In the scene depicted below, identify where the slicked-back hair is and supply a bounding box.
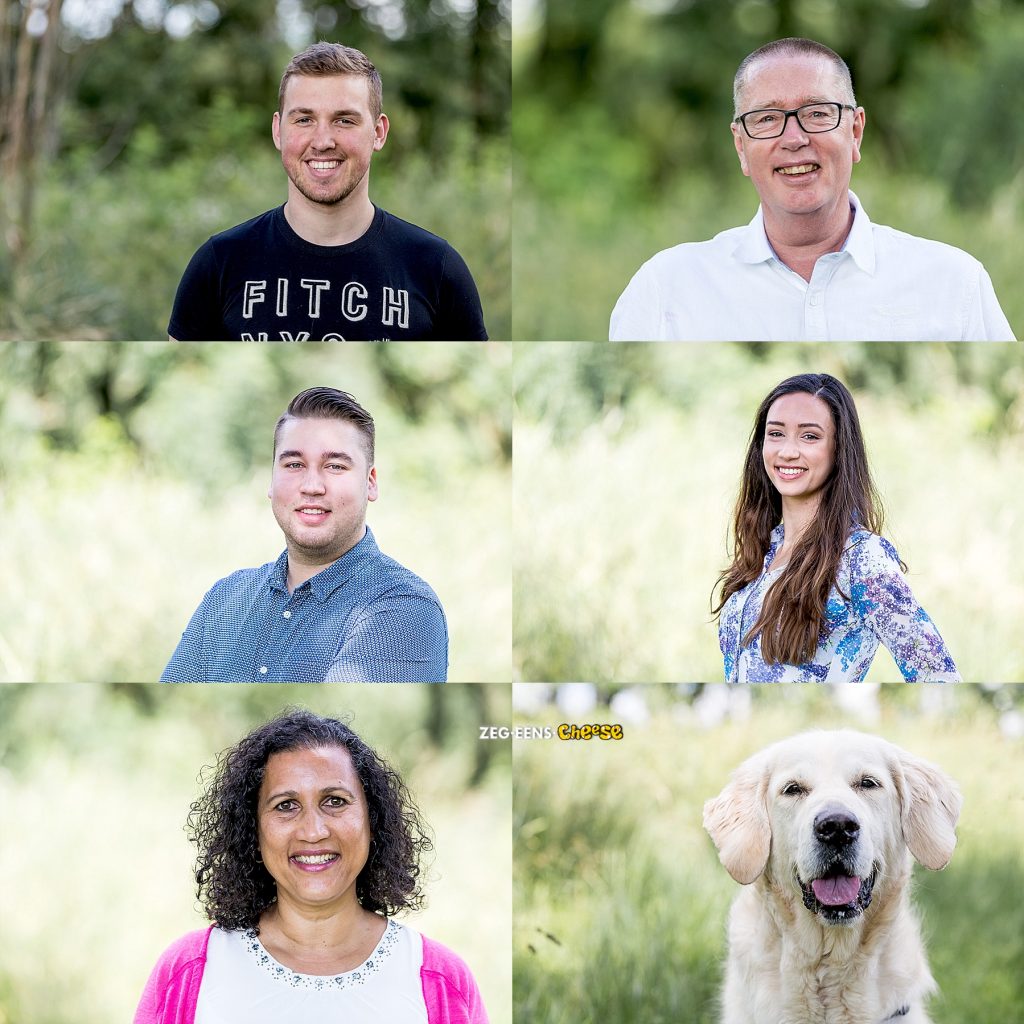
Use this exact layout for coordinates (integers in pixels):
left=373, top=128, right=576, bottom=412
left=278, top=41, right=383, bottom=121
left=188, top=708, right=432, bottom=931
left=713, top=373, right=896, bottom=667
left=273, top=386, right=375, bottom=466
left=733, top=37, right=856, bottom=116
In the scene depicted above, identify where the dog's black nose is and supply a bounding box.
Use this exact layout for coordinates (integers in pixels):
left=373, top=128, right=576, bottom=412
left=814, top=809, right=860, bottom=847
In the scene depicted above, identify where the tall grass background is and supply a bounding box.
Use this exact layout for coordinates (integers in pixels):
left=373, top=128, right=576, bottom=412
left=0, top=683, right=512, bottom=1024
left=513, top=683, right=1024, bottom=1024
left=513, top=342, right=1024, bottom=682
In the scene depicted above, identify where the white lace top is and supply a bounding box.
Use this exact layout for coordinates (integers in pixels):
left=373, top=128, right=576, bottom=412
left=194, top=918, right=428, bottom=1023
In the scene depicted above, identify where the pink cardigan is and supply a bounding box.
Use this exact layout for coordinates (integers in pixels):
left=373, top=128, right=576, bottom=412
left=134, top=926, right=488, bottom=1024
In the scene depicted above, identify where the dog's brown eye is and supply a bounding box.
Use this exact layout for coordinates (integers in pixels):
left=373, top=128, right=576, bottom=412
left=859, top=776, right=881, bottom=789
left=782, top=782, right=804, bottom=796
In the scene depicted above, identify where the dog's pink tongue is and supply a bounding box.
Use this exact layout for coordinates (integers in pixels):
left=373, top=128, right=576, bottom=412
left=811, top=876, right=861, bottom=905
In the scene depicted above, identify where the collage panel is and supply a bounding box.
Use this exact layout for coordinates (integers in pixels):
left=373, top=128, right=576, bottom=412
left=0, top=341, right=511, bottom=683
left=512, top=2, right=1021, bottom=341
left=1, top=0, right=510, bottom=342
left=0, top=682, right=511, bottom=1023
left=513, top=341, right=1024, bottom=683
left=512, top=681, right=1024, bottom=1024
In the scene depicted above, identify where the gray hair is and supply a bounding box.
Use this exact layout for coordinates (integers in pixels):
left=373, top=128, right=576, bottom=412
left=733, top=38, right=855, bottom=116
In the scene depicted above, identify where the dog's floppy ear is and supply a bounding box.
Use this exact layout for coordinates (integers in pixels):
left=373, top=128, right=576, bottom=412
left=703, top=752, right=771, bottom=884
left=892, top=747, right=962, bottom=870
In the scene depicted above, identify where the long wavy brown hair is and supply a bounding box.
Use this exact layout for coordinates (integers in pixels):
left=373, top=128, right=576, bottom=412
left=713, top=373, right=892, bottom=665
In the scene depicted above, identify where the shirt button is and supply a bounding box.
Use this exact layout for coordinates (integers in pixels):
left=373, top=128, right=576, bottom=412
left=283, top=610, right=292, bottom=619
left=809, top=294, right=820, bottom=306
left=259, top=666, right=268, bottom=675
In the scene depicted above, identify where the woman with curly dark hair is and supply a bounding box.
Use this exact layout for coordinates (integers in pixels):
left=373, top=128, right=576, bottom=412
left=714, top=372, right=959, bottom=682
left=134, top=709, right=487, bottom=1024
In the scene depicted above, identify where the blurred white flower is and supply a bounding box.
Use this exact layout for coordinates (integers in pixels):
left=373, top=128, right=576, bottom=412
left=609, top=687, right=650, bottom=726
left=999, top=709, right=1024, bottom=740
left=512, top=683, right=554, bottom=714
left=556, top=682, right=598, bottom=716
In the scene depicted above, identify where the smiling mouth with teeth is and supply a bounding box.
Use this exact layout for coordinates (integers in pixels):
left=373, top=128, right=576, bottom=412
left=777, top=163, right=820, bottom=175
left=292, top=853, right=339, bottom=865
left=776, top=467, right=807, bottom=477
left=308, top=160, right=340, bottom=170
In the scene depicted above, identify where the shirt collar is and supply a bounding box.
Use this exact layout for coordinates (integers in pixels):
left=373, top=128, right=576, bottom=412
left=732, top=190, right=876, bottom=275
left=269, top=526, right=380, bottom=602
left=842, top=191, right=875, bottom=274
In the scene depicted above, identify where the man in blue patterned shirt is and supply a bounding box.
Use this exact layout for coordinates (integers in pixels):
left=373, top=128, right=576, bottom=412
left=161, top=387, right=447, bottom=682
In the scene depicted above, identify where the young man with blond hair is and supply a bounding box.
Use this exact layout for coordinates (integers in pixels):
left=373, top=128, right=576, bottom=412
left=169, top=43, right=486, bottom=341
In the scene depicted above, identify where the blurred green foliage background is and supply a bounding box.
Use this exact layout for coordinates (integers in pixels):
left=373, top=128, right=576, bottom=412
left=0, top=682, right=512, bottom=1024
left=0, top=340, right=512, bottom=681
left=1, top=0, right=510, bottom=339
left=513, top=341, right=1024, bottom=681
left=514, top=683, right=1024, bottom=1023
left=513, top=0, right=1024, bottom=339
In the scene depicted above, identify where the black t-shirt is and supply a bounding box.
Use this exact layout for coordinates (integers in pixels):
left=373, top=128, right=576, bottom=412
left=168, top=205, right=487, bottom=340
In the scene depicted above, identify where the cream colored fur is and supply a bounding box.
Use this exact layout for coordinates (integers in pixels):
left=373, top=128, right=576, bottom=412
left=703, top=730, right=961, bottom=1024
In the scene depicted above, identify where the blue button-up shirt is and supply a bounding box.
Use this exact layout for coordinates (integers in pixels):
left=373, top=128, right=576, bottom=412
left=160, top=527, right=447, bottom=682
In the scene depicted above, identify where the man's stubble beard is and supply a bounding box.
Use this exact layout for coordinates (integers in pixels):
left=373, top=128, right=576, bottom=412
left=288, top=161, right=370, bottom=209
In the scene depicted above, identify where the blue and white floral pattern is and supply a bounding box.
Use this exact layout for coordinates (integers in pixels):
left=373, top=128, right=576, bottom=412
left=719, top=525, right=960, bottom=683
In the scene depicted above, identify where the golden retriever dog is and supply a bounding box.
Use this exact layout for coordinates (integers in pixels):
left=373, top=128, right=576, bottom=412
left=703, top=730, right=961, bottom=1024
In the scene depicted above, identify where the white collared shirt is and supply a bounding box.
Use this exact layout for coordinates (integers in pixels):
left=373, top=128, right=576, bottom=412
left=609, top=191, right=1015, bottom=341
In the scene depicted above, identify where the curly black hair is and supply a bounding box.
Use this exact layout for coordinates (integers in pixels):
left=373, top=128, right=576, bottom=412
left=187, top=708, right=432, bottom=930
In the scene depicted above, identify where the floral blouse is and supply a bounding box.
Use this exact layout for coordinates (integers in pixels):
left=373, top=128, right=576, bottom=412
left=718, top=525, right=960, bottom=683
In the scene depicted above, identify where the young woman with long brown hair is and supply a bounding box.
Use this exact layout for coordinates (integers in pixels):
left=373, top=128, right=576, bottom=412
left=714, top=373, right=959, bottom=682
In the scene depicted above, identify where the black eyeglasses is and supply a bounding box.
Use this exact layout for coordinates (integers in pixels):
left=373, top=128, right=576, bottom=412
left=734, top=102, right=856, bottom=139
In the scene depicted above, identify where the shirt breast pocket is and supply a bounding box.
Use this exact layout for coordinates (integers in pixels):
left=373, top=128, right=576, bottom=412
left=871, top=306, right=948, bottom=341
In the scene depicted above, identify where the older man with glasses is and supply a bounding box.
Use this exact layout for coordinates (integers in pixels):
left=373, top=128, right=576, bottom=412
left=610, top=37, right=1014, bottom=341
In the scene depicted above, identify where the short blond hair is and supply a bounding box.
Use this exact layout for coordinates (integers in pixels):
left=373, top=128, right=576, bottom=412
left=278, top=42, right=382, bottom=120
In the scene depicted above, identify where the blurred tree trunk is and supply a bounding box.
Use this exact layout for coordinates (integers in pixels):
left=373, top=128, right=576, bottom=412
left=775, top=0, right=798, bottom=39
left=533, top=0, right=624, bottom=103
left=426, top=686, right=448, bottom=745
left=0, top=0, right=13, bottom=114
left=1, top=0, right=62, bottom=275
left=465, top=683, right=493, bottom=787
left=2, top=1, right=36, bottom=262
left=469, top=0, right=504, bottom=157
left=426, top=686, right=496, bottom=788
